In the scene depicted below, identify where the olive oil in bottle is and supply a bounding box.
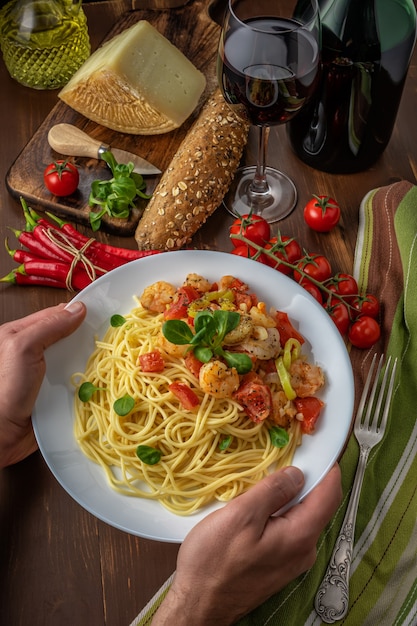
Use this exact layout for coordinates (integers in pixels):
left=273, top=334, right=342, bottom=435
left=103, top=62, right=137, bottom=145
left=0, top=0, right=90, bottom=90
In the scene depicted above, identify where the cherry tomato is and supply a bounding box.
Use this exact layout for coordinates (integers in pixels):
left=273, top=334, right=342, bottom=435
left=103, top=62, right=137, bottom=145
left=351, top=293, right=380, bottom=319
left=323, top=298, right=350, bottom=336
left=233, top=372, right=272, bottom=423
left=230, top=214, right=271, bottom=248
left=164, top=286, right=200, bottom=320
left=275, top=311, right=305, bottom=345
left=169, top=382, right=200, bottom=410
left=231, top=244, right=268, bottom=264
left=43, top=160, right=79, bottom=196
left=295, top=397, right=324, bottom=434
left=264, top=234, right=302, bottom=275
left=327, top=272, right=358, bottom=298
left=348, top=316, right=381, bottom=349
left=294, top=253, right=332, bottom=284
left=303, top=195, right=341, bottom=232
left=299, top=278, right=323, bottom=304
left=138, top=350, right=165, bottom=373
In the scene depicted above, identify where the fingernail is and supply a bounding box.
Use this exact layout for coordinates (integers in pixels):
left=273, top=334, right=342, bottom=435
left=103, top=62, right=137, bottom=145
left=283, top=466, right=304, bottom=488
left=64, top=300, right=84, bottom=314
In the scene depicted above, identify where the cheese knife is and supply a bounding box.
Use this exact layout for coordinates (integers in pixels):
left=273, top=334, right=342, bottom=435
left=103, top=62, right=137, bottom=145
left=47, top=123, right=161, bottom=175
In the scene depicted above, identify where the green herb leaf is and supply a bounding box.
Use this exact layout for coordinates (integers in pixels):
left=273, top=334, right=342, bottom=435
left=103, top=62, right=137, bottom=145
left=269, top=426, right=290, bottom=448
left=219, top=435, right=233, bottom=451
left=113, top=394, right=135, bottom=416
left=110, top=314, right=127, bottom=327
left=162, top=319, right=194, bottom=344
left=88, top=151, right=151, bottom=231
left=136, top=445, right=162, bottom=465
left=194, top=345, right=214, bottom=363
left=162, top=310, right=253, bottom=374
left=78, top=381, right=106, bottom=402
left=223, top=351, right=253, bottom=374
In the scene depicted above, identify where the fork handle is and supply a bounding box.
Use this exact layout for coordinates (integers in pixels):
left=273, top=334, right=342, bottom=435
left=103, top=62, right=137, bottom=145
left=315, top=446, right=370, bottom=623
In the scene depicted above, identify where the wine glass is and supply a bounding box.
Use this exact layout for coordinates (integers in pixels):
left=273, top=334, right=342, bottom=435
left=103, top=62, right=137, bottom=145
left=217, top=0, right=321, bottom=223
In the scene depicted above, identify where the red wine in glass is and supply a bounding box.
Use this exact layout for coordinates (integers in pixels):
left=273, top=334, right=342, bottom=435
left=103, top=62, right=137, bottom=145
left=217, top=2, right=320, bottom=223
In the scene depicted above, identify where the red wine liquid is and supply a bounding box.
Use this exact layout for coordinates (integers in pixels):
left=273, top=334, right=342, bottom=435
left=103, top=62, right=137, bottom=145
left=217, top=17, right=320, bottom=126
left=288, top=16, right=416, bottom=173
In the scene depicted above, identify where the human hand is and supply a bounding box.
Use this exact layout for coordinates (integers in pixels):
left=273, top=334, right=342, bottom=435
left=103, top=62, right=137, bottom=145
left=152, top=464, right=342, bottom=625
left=0, top=301, right=86, bottom=468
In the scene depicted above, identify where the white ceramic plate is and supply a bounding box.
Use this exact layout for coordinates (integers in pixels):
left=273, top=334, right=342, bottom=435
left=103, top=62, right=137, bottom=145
left=33, top=250, right=354, bottom=543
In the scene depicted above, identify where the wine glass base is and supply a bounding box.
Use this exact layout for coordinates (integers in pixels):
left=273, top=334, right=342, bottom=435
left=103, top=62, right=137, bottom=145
left=222, top=165, right=297, bottom=223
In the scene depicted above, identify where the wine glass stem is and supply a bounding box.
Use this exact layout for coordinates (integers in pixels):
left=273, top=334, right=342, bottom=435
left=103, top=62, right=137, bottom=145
left=250, top=126, right=270, bottom=196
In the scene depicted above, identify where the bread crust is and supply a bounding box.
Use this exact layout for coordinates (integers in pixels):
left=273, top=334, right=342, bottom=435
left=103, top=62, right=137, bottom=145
left=135, top=89, right=250, bottom=250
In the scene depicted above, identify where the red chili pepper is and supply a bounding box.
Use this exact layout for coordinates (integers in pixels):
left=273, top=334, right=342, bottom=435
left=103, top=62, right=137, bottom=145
left=10, top=228, right=63, bottom=261
left=31, top=224, right=76, bottom=263
left=45, top=211, right=161, bottom=262
left=0, top=268, right=67, bottom=288
left=22, top=260, right=103, bottom=291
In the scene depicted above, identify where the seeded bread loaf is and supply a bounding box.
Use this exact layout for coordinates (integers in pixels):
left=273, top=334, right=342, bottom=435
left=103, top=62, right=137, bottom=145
left=134, top=89, right=250, bottom=250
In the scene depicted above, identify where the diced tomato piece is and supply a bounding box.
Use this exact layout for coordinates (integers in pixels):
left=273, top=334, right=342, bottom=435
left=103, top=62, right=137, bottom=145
left=184, top=352, right=203, bottom=378
left=164, top=286, right=200, bottom=320
left=294, top=397, right=324, bottom=434
left=275, top=311, right=305, bottom=346
left=234, top=291, right=257, bottom=310
left=169, top=382, right=200, bottom=410
left=138, top=350, right=165, bottom=372
left=233, top=372, right=272, bottom=423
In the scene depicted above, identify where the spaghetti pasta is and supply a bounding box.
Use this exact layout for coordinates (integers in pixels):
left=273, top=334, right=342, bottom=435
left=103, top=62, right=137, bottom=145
left=73, top=274, right=323, bottom=516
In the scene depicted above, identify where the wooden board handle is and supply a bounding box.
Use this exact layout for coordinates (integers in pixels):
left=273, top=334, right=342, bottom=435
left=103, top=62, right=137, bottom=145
left=48, top=123, right=109, bottom=159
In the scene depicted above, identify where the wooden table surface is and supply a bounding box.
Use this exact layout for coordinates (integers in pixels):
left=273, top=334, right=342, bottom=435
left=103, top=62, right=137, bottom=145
left=1, top=1, right=416, bottom=624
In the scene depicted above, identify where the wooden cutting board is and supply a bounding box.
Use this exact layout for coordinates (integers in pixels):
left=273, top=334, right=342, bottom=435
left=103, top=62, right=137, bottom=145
left=6, top=0, right=223, bottom=236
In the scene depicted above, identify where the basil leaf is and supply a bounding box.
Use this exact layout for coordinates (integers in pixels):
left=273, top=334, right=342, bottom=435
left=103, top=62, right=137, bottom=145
left=136, top=445, right=162, bottom=465
left=110, top=314, right=126, bottom=327
left=269, top=426, right=290, bottom=448
left=114, top=394, right=135, bottom=416
left=162, top=320, right=194, bottom=344
left=78, top=381, right=105, bottom=402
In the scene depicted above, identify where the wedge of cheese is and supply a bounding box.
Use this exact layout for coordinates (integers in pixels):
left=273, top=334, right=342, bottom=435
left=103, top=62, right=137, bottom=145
left=58, top=20, right=206, bottom=135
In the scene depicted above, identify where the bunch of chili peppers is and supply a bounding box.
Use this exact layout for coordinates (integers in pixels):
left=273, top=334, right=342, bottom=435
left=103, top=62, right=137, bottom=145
left=1, top=198, right=160, bottom=290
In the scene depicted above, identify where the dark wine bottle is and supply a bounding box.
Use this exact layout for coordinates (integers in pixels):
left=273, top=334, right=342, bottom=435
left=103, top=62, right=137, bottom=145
left=288, top=0, right=417, bottom=173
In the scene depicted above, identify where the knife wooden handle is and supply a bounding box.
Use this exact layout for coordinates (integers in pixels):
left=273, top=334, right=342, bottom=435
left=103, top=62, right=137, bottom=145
left=47, top=123, right=109, bottom=159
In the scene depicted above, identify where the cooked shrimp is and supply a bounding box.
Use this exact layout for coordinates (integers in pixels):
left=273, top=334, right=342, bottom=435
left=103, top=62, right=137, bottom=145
left=236, top=327, right=281, bottom=360
left=249, top=303, right=276, bottom=328
left=199, top=360, right=240, bottom=398
left=183, top=273, right=211, bottom=293
left=223, top=314, right=253, bottom=345
left=157, top=333, right=189, bottom=358
left=270, top=390, right=297, bottom=428
left=290, top=358, right=325, bottom=398
left=139, top=281, right=176, bottom=313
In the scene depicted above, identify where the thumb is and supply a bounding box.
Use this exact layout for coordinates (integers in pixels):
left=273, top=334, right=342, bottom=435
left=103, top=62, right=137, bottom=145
left=18, top=301, right=87, bottom=350
left=231, top=466, right=305, bottom=520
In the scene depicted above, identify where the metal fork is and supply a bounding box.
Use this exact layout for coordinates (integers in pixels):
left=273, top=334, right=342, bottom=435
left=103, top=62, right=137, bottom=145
left=315, top=354, right=398, bottom=623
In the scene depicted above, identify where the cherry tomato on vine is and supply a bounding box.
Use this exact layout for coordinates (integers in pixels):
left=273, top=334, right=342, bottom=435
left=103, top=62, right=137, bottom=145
left=299, top=278, right=323, bottom=304
left=323, top=298, right=350, bottom=336
left=230, top=214, right=271, bottom=248
left=264, top=234, right=302, bottom=275
left=293, top=253, right=332, bottom=284
left=348, top=315, right=381, bottom=348
left=231, top=244, right=268, bottom=264
left=327, top=272, right=358, bottom=298
left=303, top=195, right=341, bottom=232
left=351, top=293, right=380, bottom=319
left=43, top=160, right=79, bottom=196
